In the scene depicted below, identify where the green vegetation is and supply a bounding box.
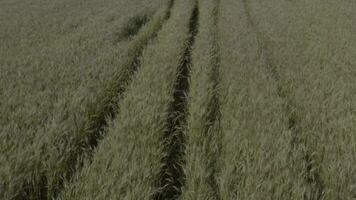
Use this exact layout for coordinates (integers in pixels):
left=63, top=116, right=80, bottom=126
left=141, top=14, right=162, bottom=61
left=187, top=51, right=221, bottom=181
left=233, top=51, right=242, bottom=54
left=248, top=0, right=356, bottom=198
left=216, top=0, right=305, bottom=198
left=0, top=0, right=166, bottom=198
left=60, top=0, right=196, bottom=199
left=181, top=0, right=221, bottom=199
left=1, top=0, right=356, bottom=199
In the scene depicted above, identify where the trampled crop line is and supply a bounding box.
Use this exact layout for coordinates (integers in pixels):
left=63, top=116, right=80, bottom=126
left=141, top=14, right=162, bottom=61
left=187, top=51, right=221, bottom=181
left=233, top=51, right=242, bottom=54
left=56, top=1, right=175, bottom=197
left=115, top=0, right=174, bottom=44
left=204, top=0, right=222, bottom=198
left=241, top=0, right=325, bottom=199
left=114, top=14, right=150, bottom=43
left=15, top=2, right=175, bottom=200
left=153, top=2, right=199, bottom=200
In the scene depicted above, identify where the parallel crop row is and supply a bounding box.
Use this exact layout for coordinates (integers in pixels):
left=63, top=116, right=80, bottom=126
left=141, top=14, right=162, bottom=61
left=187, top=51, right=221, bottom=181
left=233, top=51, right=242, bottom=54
left=181, top=0, right=221, bottom=199
left=216, top=0, right=307, bottom=199
left=46, top=2, right=172, bottom=198
left=59, top=0, right=196, bottom=199
left=0, top=0, right=168, bottom=199
left=241, top=0, right=325, bottom=198
left=247, top=0, right=356, bottom=198
left=2, top=0, right=356, bottom=199
left=153, top=1, right=199, bottom=200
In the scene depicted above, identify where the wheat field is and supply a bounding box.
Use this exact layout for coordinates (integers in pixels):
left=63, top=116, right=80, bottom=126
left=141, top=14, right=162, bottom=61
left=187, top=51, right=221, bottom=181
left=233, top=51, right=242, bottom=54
left=1, top=0, right=356, bottom=199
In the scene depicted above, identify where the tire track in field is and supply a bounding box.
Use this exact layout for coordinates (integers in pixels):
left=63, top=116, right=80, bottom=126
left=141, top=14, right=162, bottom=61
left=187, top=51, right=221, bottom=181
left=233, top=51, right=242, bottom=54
left=21, top=2, right=175, bottom=200
left=62, top=0, right=175, bottom=195
left=153, top=2, right=199, bottom=200
left=241, top=0, right=325, bottom=199
left=114, top=0, right=176, bottom=44
left=83, top=0, right=174, bottom=150
left=114, top=14, right=150, bottom=43
left=204, top=0, right=222, bottom=198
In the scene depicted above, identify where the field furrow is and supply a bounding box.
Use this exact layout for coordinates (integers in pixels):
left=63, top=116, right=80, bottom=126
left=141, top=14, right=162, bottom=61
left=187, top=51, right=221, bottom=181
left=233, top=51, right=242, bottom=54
left=241, top=0, right=325, bottom=198
left=216, top=0, right=307, bottom=199
left=114, top=14, right=150, bottom=43
left=248, top=0, right=356, bottom=198
left=0, top=0, right=169, bottom=199
left=2, top=0, right=356, bottom=199
left=45, top=2, right=173, bottom=198
left=59, top=0, right=195, bottom=199
left=153, top=1, right=199, bottom=200
left=180, top=0, right=221, bottom=199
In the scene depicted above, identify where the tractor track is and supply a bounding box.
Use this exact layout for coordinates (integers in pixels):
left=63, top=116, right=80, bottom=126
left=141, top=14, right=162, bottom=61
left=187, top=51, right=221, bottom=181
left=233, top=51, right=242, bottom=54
left=153, top=2, right=199, bottom=200
left=241, top=0, right=325, bottom=199
left=114, top=14, right=150, bottom=43
left=17, top=1, right=175, bottom=200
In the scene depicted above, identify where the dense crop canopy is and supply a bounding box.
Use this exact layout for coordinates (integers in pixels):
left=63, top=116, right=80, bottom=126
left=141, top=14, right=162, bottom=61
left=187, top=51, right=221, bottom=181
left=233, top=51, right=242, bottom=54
left=1, top=0, right=356, bottom=199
